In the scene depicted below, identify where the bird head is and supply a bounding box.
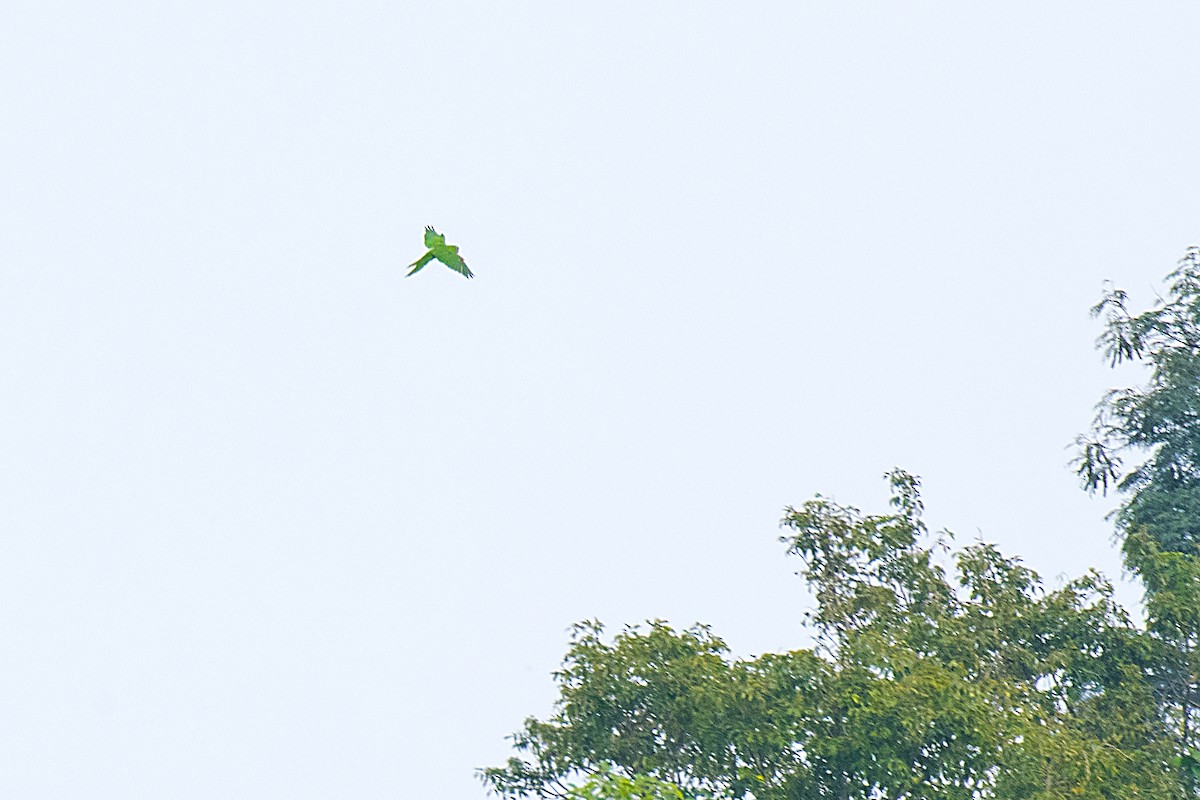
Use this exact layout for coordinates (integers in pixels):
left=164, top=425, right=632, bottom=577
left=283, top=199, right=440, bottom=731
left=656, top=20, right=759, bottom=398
left=423, top=226, right=446, bottom=248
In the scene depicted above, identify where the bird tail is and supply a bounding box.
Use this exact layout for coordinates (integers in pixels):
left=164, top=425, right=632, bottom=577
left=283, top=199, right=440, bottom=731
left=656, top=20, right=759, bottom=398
left=406, top=252, right=434, bottom=277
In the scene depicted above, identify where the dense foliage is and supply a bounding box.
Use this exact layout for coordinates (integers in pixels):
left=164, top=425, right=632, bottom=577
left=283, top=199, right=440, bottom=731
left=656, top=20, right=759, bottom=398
left=482, top=472, right=1174, bottom=799
left=483, top=248, right=1200, bottom=799
left=1075, top=246, right=1200, bottom=789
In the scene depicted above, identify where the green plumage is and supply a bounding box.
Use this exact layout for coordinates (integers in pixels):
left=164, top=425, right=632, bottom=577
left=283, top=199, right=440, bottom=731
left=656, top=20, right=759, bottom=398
left=407, top=226, right=473, bottom=279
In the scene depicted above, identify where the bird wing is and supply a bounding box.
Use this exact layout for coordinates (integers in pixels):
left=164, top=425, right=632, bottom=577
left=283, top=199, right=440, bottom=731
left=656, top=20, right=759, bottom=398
left=406, top=250, right=434, bottom=277
left=434, top=246, right=474, bottom=279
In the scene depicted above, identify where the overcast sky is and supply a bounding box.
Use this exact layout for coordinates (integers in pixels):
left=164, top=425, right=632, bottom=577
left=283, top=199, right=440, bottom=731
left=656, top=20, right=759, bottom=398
left=3, top=3, right=1200, bottom=798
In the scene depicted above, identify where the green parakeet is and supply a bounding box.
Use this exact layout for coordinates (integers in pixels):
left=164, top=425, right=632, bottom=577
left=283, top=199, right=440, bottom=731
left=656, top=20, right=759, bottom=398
left=407, top=226, right=473, bottom=279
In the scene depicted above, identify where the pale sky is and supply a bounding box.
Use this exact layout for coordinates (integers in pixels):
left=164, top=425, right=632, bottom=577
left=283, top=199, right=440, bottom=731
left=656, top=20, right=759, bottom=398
left=3, top=3, right=1200, bottom=798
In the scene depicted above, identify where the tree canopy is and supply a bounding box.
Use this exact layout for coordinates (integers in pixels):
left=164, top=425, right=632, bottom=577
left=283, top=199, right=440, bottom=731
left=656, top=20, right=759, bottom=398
left=1075, top=245, right=1200, bottom=790
left=483, top=247, right=1200, bottom=800
left=483, top=472, right=1174, bottom=799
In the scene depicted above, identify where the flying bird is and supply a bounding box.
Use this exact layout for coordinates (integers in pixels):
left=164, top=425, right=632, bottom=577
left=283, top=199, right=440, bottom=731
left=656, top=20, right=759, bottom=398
left=407, top=226, right=473, bottom=279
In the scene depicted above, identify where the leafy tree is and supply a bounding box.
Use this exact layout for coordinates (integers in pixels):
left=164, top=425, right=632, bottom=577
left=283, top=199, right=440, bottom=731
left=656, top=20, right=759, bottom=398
left=481, top=618, right=817, bottom=800
left=482, top=472, right=1174, bottom=799
left=782, top=472, right=1170, bottom=799
left=1075, top=246, right=1200, bottom=786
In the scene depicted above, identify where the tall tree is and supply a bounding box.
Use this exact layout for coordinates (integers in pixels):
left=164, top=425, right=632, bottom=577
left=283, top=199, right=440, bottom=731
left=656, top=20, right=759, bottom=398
left=1075, top=245, right=1200, bottom=786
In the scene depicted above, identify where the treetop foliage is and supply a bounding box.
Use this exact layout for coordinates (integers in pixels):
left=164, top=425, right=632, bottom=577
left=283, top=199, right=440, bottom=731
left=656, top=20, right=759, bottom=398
left=483, top=471, right=1174, bottom=800
left=1075, top=246, right=1200, bottom=552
